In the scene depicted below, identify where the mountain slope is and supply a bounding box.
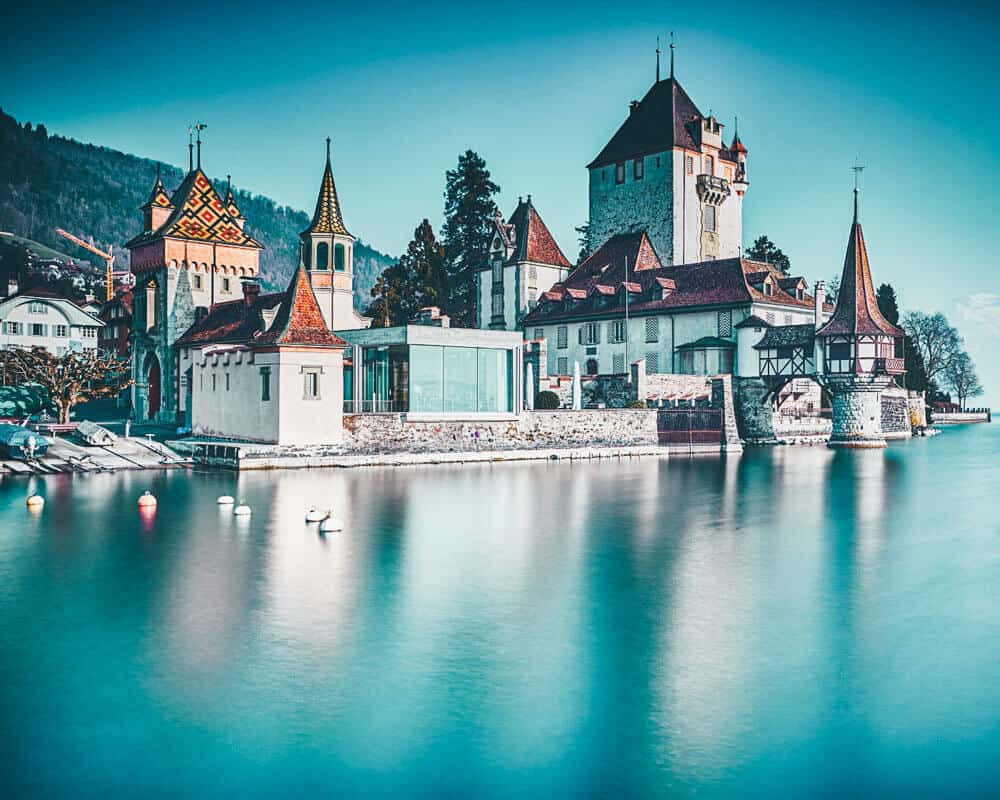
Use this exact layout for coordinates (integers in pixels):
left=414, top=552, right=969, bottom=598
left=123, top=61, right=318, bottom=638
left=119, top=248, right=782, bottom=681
left=0, top=109, right=394, bottom=303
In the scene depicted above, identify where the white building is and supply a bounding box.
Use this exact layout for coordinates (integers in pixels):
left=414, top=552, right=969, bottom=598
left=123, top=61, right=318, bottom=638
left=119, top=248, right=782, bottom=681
left=476, top=197, right=572, bottom=330
left=522, top=231, right=827, bottom=379
left=0, top=287, right=103, bottom=355
left=586, top=67, right=748, bottom=266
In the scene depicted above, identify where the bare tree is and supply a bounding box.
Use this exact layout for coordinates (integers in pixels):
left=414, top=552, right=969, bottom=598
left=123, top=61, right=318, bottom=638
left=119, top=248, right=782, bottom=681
left=0, top=347, right=132, bottom=423
left=901, top=311, right=963, bottom=387
left=944, top=351, right=983, bottom=409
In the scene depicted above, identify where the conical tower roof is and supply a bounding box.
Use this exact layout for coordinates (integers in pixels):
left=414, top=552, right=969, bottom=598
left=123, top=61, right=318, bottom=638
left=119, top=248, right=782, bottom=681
left=255, top=265, right=347, bottom=347
left=301, top=139, right=350, bottom=237
left=506, top=197, right=571, bottom=267
left=817, top=196, right=904, bottom=338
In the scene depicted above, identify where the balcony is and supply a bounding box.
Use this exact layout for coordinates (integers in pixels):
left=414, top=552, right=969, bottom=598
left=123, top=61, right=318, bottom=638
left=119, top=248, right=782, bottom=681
left=875, top=357, right=906, bottom=375
left=696, top=174, right=731, bottom=204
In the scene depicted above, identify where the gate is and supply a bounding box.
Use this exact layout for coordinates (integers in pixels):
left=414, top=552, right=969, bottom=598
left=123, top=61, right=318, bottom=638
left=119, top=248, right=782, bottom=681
left=656, top=408, right=722, bottom=446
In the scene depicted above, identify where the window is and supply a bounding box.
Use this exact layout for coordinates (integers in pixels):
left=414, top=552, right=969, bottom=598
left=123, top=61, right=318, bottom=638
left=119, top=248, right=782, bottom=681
left=557, top=357, right=568, bottom=375
left=686, top=156, right=694, bottom=175
left=221, top=277, right=231, bottom=293
left=765, top=312, right=776, bottom=324
left=633, top=157, right=644, bottom=181
left=586, top=358, right=599, bottom=375
left=704, top=155, right=714, bottom=175
left=615, top=162, right=625, bottom=184
left=655, top=156, right=661, bottom=168
left=557, top=326, right=568, bottom=349
left=705, top=204, right=717, bottom=233
left=82, top=327, right=96, bottom=338
left=609, top=319, right=626, bottom=343
left=29, top=302, right=45, bottom=314
left=193, top=274, right=203, bottom=290
left=533, top=328, right=544, bottom=341
left=303, top=368, right=321, bottom=400
left=3, top=322, right=22, bottom=335
left=645, top=352, right=659, bottom=373
left=492, top=293, right=503, bottom=316
left=718, top=310, right=732, bottom=338
left=335, top=243, right=346, bottom=272
left=30, top=323, right=46, bottom=337
left=316, top=242, right=329, bottom=270
left=613, top=354, right=625, bottom=373
left=645, top=317, right=659, bottom=343
left=776, top=346, right=795, bottom=359
left=212, top=374, right=217, bottom=392
left=581, top=322, right=600, bottom=345
left=829, top=342, right=851, bottom=360
left=260, top=368, right=271, bottom=401
left=225, top=373, right=230, bottom=391
left=55, top=325, right=68, bottom=337
left=763, top=281, right=773, bottom=296
left=784, top=314, right=793, bottom=325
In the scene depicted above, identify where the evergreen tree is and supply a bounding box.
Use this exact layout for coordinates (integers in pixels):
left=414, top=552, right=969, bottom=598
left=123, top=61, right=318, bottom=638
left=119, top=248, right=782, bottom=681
left=575, top=221, right=591, bottom=264
left=876, top=283, right=900, bottom=325
left=367, top=219, right=447, bottom=327
left=746, top=235, right=791, bottom=274
left=441, top=150, right=499, bottom=327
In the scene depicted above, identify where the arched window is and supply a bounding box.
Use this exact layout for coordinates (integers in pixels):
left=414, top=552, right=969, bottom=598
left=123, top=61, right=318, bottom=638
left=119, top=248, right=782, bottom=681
left=334, top=243, right=346, bottom=272
left=316, top=242, right=329, bottom=270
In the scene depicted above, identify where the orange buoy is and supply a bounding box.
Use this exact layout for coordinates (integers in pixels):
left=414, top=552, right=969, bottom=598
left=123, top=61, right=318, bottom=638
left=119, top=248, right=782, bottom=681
left=26, top=494, right=44, bottom=510
left=137, top=491, right=157, bottom=509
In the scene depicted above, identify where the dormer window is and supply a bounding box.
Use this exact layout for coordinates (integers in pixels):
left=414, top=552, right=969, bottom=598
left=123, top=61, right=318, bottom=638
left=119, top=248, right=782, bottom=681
left=764, top=281, right=773, bottom=296
left=493, top=237, right=502, bottom=250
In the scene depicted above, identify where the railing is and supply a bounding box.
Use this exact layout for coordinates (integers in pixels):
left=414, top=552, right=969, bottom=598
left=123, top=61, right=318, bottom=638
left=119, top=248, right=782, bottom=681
left=656, top=408, right=722, bottom=446
left=343, top=399, right=408, bottom=414
left=875, top=357, right=906, bottom=375
left=696, top=174, right=730, bottom=194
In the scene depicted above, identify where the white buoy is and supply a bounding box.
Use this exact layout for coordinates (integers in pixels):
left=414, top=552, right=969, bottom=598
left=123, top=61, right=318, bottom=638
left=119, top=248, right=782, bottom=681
left=233, top=503, right=252, bottom=516
left=305, top=507, right=327, bottom=523
left=319, top=514, right=344, bottom=533
left=26, top=494, right=44, bottom=510
left=137, top=491, right=157, bottom=508
left=217, top=495, right=235, bottom=505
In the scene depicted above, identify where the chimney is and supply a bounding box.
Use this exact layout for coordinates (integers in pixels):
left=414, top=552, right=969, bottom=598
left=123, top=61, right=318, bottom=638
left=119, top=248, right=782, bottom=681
left=629, top=100, right=640, bottom=115
left=813, top=281, right=825, bottom=329
left=241, top=277, right=261, bottom=310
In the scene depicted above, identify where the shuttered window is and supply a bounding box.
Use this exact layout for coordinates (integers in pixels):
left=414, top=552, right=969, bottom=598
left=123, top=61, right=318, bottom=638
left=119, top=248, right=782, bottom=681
left=718, top=310, right=732, bottom=338
left=645, top=352, right=658, bottom=373
left=613, top=354, right=625, bottom=373
left=557, top=357, right=568, bottom=375
left=557, top=326, right=568, bottom=349
left=645, top=317, right=659, bottom=343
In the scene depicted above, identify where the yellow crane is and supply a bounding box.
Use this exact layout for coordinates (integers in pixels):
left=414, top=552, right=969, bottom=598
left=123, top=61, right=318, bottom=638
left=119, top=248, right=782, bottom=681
left=54, top=228, right=115, bottom=301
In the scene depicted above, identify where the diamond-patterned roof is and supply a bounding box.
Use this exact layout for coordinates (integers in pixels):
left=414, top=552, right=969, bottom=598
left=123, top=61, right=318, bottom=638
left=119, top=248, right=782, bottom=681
left=143, top=173, right=173, bottom=209
left=223, top=178, right=244, bottom=220
left=129, top=169, right=261, bottom=249
left=301, top=144, right=350, bottom=237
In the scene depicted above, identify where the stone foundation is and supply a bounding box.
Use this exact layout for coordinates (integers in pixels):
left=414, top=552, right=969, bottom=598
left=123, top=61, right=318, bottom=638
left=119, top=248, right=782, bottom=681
left=827, top=377, right=891, bottom=448
left=342, top=408, right=659, bottom=454
left=733, top=377, right=776, bottom=442
left=880, top=385, right=912, bottom=441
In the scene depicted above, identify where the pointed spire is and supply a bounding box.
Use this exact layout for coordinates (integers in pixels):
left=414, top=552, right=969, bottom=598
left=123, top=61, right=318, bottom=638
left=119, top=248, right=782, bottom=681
left=730, top=115, right=748, bottom=154
left=852, top=158, right=865, bottom=223
left=194, top=122, right=206, bottom=169
left=656, top=36, right=661, bottom=83
left=188, top=126, right=194, bottom=172
left=816, top=190, right=903, bottom=339
left=301, top=139, right=350, bottom=237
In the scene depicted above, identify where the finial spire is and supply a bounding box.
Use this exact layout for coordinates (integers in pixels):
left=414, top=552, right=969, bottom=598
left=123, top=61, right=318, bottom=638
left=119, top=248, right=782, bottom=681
left=852, top=157, right=865, bottom=223
left=656, top=36, right=661, bottom=82
left=156, top=162, right=161, bottom=182
left=734, top=115, right=739, bottom=138
left=188, top=126, right=194, bottom=171
left=669, top=31, right=675, bottom=79
left=226, top=173, right=232, bottom=193
left=194, top=122, right=207, bottom=169
left=326, top=137, right=331, bottom=164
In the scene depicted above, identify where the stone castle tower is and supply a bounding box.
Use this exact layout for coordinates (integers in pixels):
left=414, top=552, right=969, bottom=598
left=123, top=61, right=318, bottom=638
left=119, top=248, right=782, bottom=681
left=586, top=62, right=748, bottom=266
left=300, top=139, right=365, bottom=331
left=126, top=144, right=262, bottom=423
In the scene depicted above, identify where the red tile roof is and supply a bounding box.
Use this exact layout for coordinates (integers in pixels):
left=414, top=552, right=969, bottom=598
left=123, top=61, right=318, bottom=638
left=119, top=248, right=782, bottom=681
left=254, top=266, right=347, bottom=347
left=176, top=291, right=284, bottom=347
left=505, top=198, right=571, bottom=268
left=588, top=78, right=703, bottom=169
left=817, top=210, right=904, bottom=337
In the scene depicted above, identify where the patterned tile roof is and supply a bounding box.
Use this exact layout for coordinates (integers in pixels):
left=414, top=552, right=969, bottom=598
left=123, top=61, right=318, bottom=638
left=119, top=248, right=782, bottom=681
left=142, top=172, right=173, bottom=209
left=588, top=77, right=703, bottom=169
left=817, top=203, right=904, bottom=338
left=223, top=177, right=244, bottom=220
left=301, top=144, right=350, bottom=237
left=254, top=265, right=347, bottom=348
left=506, top=198, right=571, bottom=267
left=128, top=169, right=262, bottom=249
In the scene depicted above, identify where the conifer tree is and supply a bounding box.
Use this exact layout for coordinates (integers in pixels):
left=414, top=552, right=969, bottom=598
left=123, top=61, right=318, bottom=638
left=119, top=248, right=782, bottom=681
left=746, top=235, right=791, bottom=274
left=876, top=283, right=900, bottom=325
left=441, top=150, right=499, bottom=327
left=367, top=219, right=447, bottom=327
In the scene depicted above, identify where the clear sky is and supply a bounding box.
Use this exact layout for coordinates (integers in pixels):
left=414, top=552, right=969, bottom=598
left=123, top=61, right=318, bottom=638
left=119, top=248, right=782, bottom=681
left=3, top=0, right=998, bottom=403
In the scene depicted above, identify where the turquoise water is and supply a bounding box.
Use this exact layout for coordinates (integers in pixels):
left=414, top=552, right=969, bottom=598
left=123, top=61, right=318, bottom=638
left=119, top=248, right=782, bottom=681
left=2, top=425, right=999, bottom=798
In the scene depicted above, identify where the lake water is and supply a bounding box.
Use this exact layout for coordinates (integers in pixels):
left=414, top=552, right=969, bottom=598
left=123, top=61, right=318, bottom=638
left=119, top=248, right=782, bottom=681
left=2, top=425, right=999, bottom=798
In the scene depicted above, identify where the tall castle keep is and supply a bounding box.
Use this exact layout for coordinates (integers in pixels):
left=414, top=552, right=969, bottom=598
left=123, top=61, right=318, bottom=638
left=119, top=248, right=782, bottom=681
left=586, top=66, right=748, bottom=265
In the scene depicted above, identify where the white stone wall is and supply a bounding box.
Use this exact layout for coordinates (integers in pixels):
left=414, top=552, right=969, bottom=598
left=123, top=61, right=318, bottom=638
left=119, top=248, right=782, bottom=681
left=190, top=347, right=344, bottom=445
left=0, top=297, right=102, bottom=355
left=671, top=150, right=743, bottom=265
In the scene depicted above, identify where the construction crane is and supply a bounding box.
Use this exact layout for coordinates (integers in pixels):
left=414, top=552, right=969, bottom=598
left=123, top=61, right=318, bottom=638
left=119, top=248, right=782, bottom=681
left=54, top=228, right=115, bottom=301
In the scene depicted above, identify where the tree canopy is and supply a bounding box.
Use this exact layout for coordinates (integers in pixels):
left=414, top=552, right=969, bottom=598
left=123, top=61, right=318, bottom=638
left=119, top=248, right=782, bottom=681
left=902, top=311, right=963, bottom=389
left=367, top=219, right=447, bottom=327
left=943, top=351, right=983, bottom=408
left=746, top=235, right=791, bottom=275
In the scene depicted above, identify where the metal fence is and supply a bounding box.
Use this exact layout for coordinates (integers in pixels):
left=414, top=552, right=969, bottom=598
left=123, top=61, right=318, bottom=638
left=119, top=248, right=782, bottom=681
left=656, top=408, right=723, bottom=446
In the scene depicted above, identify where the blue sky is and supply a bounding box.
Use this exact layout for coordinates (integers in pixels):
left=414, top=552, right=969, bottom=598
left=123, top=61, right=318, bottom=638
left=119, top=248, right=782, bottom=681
left=3, top=0, right=998, bottom=403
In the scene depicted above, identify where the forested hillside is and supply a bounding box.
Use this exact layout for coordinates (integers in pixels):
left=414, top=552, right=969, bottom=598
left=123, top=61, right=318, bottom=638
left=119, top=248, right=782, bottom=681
left=0, top=109, right=394, bottom=302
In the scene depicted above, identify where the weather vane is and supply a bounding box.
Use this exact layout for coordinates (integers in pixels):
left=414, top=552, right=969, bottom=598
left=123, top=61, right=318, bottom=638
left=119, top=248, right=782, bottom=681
left=852, top=157, right=866, bottom=221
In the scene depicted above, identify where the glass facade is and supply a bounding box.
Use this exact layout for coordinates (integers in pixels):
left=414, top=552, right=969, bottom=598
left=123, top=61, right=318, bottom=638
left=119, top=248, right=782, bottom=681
left=364, top=344, right=512, bottom=414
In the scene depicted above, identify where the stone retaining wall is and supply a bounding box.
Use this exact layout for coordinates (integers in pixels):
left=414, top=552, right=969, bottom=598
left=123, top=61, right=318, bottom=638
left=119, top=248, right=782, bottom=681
left=342, top=409, right=659, bottom=454
left=881, top=386, right=912, bottom=440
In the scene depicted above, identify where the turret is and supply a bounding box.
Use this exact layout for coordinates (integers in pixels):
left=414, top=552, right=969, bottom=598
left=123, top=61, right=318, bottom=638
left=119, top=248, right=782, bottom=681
left=141, top=164, right=174, bottom=233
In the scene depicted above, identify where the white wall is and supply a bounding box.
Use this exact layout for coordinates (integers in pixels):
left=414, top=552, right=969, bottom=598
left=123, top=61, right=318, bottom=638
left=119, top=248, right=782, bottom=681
left=671, top=150, right=743, bottom=265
